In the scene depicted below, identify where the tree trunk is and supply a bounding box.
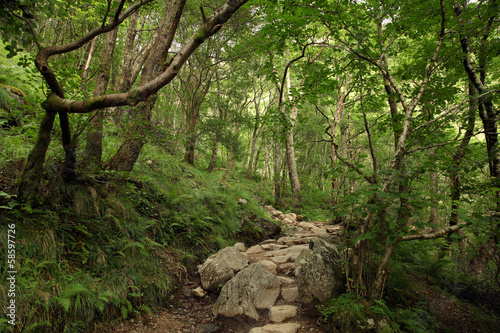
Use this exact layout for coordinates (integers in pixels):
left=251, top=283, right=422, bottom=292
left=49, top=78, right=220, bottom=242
left=285, top=105, right=301, bottom=205
left=17, top=111, right=57, bottom=202
left=117, top=10, right=140, bottom=93
left=246, top=126, right=263, bottom=179
left=183, top=100, right=202, bottom=165
left=428, top=147, right=440, bottom=226
left=224, top=125, right=240, bottom=180
left=207, top=141, right=219, bottom=172
left=450, top=82, right=476, bottom=227
left=454, top=0, right=499, bottom=212
left=181, top=63, right=214, bottom=165
left=108, top=0, right=186, bottom=171
left=82, top=27, right=119, bottom=171
left=80, top=37, right=99, bottom=88
left=274, top=140, right=281, bottom=207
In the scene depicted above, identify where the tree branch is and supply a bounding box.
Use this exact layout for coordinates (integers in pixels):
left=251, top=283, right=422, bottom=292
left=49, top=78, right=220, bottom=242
left=410, top=90, right=500, bottom=134
left=396, top=223, right=468, bottom=243
left=36, top=0, right=156, bottom=96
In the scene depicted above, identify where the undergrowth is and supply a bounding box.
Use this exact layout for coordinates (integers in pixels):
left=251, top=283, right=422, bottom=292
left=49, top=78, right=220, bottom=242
left=0, top=144, right=270, bottom=332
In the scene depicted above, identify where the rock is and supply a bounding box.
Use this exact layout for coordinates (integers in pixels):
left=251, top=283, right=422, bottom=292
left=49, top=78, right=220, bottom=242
left=284, top=213, right=297, bottom=221
left=277, top=276, right=295, bottom=285
left=277, top=236, right=303, bottom=246
left=326, top=225, right=342, bottom=233
left=192, top=286, right=206, bottom=298
left=269, top=255, right=290, bottom=264
left=198, top=246, right=249, bottom=291
left=234, top=242, right=246, bottom=252
left=238, top=198, right=249, bottom=205
left=298, top=222, right=313, bottom=230
left=213, top=263, right=281, bottom=320
left=249, top=323, right=301, bottom=333
left=281, top=287, right=300, bottom=302
left=269, top=305, right=298, bottom=323
left=277, top=263, right=296, bottom=276
left=310, top=226, right=324, bottom=235
left=270, top=209, right=283, bottom=217
left=238, top=215, right=281, bottom=245
left=317, top=234, right=338, bottom=243
left=261, top=243, right=286, bottom=251
left=264, top=245, right=309, bottom=261
left=247, top=244, right=265, bottom=254
left=259, top=259, right=278, bottom=274
left=295, top=238, right=345, bottom=304
left=282, top=217, right=295, bottom=224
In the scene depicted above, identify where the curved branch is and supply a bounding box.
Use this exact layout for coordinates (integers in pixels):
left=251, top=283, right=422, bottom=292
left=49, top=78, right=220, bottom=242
left=278, top=43, right=312, bottom=105
left=35, top=0, right=155, bottom=96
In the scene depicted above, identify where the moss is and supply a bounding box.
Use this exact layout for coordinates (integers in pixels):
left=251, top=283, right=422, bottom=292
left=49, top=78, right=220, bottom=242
left=0, top=84, right=26, bottom=98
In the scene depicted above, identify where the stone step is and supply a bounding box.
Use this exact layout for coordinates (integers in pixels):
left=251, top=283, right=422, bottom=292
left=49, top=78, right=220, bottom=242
left=269, top=305, right=298, bottom=323
left=281, top=287, right=300, bottom=302
left=249, top=323, right=301, bottom=333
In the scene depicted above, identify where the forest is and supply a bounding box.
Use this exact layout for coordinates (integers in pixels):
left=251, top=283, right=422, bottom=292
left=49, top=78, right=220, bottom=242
left=0, top=0, right=499, bottom=332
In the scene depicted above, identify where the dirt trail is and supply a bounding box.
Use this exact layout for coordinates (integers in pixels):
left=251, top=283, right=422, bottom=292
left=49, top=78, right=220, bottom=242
left=100, top=211, right=342, bottom=333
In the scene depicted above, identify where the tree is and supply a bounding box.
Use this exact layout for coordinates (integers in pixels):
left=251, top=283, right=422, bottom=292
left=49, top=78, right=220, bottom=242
left=10, top=0, right=250, bottom=201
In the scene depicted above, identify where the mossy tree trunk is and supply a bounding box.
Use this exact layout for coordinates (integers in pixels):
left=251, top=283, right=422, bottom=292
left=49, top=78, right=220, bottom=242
left=108, top=0, right=186, bottom=171
left=17, top=110, right=57, bottom=202
left=83, top=27, right=119, bottom=171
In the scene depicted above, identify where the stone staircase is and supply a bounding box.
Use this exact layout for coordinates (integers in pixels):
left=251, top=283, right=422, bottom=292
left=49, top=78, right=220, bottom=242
left=197, top=207, right=343, bottom=333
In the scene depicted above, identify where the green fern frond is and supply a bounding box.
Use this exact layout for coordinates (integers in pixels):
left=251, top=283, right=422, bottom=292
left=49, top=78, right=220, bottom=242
left=61, top=284, right=89, bottom=299
left=137, top=304, right=152, bottom=316
left=24, top=320, right=52, bottom=332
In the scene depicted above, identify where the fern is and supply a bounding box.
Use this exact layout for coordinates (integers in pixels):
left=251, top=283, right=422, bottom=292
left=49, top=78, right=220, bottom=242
left=24, top=320, right=52, bottom=333
left=120, top=299, right=133, bottom=319
left=137, top=304, right=152, bottom=316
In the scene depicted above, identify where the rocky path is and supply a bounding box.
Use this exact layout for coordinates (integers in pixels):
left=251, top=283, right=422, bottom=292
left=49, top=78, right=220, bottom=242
left=197, top=207, right=343, bottom=333
left=104, top=207, right=343, bottom=333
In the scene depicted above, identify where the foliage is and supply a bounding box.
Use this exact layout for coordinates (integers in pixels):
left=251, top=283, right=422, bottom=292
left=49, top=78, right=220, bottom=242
left=318, top=293, right=437, bottom=333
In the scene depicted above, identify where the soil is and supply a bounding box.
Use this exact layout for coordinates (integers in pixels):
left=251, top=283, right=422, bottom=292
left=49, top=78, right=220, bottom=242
left=95, top=274, right=326, bottom=333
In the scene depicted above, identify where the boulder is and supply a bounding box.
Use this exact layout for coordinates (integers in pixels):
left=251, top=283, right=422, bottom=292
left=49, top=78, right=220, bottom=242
left=198, top=246, right=249, bottom=291
left=213, top=263, right=281, bottom=320
left=295, top=238, right=345, bottom=304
